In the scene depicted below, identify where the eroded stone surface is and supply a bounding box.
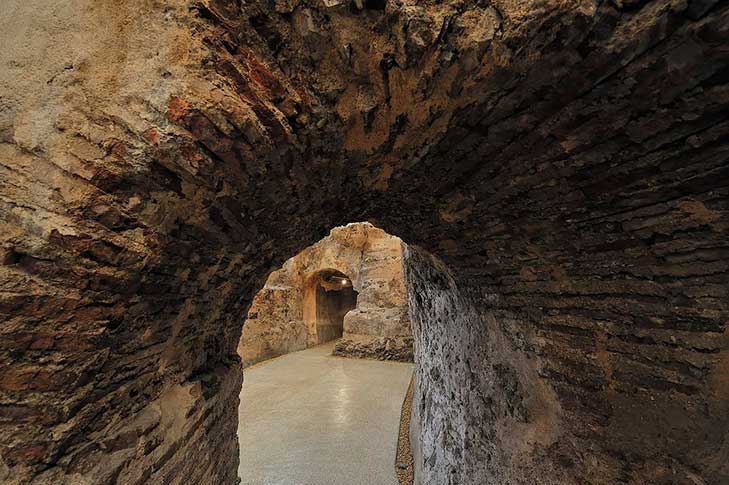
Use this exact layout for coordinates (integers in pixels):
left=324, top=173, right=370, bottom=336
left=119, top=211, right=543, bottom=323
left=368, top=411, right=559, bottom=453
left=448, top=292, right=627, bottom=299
left=1, top=0, right=728, bottom=484
left=238, top=342, right=412, bottom=484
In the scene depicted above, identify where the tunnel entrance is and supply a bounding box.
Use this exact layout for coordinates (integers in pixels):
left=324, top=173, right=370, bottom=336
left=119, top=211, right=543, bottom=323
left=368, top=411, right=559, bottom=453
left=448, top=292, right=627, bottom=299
left=237, top=222, right=414, bottom=367
left=237, top=224, right=415, bottom=483
left=310, top=270, right=357, bottom=344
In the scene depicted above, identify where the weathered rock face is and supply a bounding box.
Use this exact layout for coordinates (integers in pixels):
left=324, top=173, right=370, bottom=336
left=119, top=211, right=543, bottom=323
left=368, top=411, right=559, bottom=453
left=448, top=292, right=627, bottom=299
left=238, top=222, right=412, bottom=366
left=237, top=283, right=307, bottom=367
left=405, top=245, right=566, bottom=485
left=1, top=0, right=728, bottom=484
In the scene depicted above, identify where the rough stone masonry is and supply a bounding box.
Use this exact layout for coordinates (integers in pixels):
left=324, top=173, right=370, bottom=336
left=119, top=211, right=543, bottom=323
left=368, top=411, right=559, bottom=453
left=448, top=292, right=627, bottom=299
left=0, top=0, right=728, bottom=484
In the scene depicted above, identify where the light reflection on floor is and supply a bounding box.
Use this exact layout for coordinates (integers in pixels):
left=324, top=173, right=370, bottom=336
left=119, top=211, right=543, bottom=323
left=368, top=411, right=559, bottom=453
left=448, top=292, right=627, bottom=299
left=238, top=341, right=413, bottom=485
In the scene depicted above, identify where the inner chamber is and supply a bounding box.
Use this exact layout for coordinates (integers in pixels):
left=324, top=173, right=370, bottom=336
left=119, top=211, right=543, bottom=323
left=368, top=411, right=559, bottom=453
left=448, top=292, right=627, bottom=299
left=313, top=270, right=357, bottom=344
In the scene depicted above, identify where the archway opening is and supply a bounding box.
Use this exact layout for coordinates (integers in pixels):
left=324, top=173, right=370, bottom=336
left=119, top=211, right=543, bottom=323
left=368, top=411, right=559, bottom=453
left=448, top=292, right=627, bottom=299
left=2, top=2, right=727, bottom=485
left=237, top=222, right=414, bottom=367
left=311, top=269, right=357, bottom=344
left=236, top=223, right=415, bottom=483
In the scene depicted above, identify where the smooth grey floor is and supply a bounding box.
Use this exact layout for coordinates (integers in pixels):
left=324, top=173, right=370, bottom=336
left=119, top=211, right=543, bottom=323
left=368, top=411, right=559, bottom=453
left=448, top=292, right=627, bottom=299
left=238, top=341, right=414, bottom=485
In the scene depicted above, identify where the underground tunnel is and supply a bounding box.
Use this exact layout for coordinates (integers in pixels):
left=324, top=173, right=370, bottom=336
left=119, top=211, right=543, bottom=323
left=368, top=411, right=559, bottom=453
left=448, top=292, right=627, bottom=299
left=236, top=223, right=414, bottom=483
left=308, top=269, right=358, bottom=344
left=1, top=1, right=728, bottom=484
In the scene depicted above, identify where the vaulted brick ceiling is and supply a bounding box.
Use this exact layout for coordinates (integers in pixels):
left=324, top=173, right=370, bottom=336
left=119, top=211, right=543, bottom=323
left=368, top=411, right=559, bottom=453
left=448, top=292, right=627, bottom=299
left=0, top=1, right=727, bottom=484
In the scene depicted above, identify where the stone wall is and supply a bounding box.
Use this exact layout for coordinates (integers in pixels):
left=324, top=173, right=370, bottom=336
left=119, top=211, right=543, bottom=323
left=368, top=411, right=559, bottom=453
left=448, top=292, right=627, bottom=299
left=237, top=280, right=306, bottom=368
left=1, top=0, right=728, bottom=484
left=335, top=224, right=414, bottom=361
left=238, top=222, right=413, bottom=366
left=405, top=245, right=565, bottom=485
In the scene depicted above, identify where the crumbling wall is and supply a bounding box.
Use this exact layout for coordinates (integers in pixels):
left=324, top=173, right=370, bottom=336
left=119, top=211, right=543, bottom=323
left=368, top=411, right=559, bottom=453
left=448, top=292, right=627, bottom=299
left=335, top=224, right=414, bottom=361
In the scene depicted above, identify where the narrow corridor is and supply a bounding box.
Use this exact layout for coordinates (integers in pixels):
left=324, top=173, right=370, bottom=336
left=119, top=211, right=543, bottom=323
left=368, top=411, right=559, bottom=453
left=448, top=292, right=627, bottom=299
left=238, top=342, right=413, bottom=485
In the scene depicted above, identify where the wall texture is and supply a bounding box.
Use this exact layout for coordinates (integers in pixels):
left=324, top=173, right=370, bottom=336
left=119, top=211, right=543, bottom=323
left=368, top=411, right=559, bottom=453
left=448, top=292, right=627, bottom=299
left=1, top=0, right=728, bottom=484
left=238, top=222, right=413, bottom=366
left=405, top=245, right=566, bottom=485
left=237, top=281, right=306, bottom=367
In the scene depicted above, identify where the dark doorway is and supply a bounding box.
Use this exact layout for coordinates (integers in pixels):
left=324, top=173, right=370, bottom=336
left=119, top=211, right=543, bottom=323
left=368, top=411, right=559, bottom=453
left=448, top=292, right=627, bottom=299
left=314, top=270, right=358, bottom=344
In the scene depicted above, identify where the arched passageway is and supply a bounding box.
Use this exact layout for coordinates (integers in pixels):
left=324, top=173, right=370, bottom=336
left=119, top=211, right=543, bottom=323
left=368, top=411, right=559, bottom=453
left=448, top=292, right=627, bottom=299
left=306, top=269, right=357, bottom=344
left=1, top=1, right=728, bottom=485
left=235, top=225, right=413, bottom=483
left=237, top=222, right=412, bottom=366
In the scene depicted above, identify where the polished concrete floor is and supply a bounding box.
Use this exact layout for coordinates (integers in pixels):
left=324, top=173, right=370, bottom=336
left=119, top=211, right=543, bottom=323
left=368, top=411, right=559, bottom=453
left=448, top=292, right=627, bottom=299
left=238, top=341, right=414, bottom=485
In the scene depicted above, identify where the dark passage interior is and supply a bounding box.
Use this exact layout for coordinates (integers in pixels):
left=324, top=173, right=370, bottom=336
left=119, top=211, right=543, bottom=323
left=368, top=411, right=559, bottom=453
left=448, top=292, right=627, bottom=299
left=314, top=270, right=357, bottom=344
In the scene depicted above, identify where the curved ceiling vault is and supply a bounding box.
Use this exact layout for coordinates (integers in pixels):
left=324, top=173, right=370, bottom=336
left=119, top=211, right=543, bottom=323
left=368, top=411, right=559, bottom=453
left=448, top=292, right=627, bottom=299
left=0, top=0, right=727, bottom=484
